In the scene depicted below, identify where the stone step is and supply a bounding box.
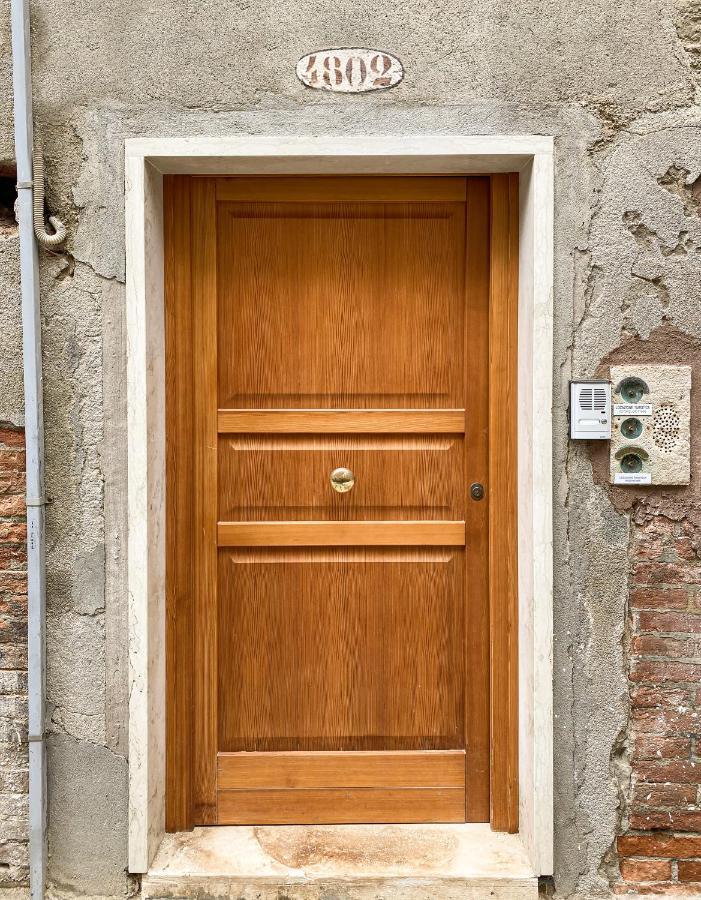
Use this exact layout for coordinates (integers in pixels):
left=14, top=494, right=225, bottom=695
left=142, top=823, right=538, bottom=900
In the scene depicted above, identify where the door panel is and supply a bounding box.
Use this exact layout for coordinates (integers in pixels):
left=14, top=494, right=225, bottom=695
left=164, top=174, right=519, bottom=831
left=218, top=434, right=464, bottom=521
left=218, top=549, right=464, bottom=751
left=216, top=197, right=465, bottom=409
left=217, top=785, right=465, bottom=826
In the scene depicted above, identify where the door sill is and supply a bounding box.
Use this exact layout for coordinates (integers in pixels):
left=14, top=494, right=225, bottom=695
left=142, top=823, right=537, bottom=899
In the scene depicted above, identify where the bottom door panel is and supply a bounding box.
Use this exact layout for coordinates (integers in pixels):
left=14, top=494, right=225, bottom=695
left=217, top=548, right=465, bottom=753
left=217, top=750, right=465, bottom=824
left=218, top=786, right=465, bottom=825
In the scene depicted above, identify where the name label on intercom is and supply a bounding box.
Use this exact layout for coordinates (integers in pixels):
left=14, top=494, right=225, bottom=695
left=614, top=472, right=652, bottom=485
left=613, top=403, right=652, bottom=417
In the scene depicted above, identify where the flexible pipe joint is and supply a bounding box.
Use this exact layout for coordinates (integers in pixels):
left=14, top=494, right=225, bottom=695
left=32, top=140, right=66, bottom=248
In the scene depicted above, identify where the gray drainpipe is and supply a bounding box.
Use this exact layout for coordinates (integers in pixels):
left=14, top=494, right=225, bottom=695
left=10, top=0, right=47, bottom=896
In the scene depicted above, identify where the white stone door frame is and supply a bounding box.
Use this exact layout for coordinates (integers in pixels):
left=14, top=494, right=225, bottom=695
left=124, top=135, right=554, bottom=876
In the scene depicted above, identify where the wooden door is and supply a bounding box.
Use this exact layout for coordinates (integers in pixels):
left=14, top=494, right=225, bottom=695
left=165, top=174, right=519, bottom=831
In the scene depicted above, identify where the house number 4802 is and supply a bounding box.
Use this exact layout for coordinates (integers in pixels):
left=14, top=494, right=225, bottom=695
left=296, top=48, right=404, bottom=93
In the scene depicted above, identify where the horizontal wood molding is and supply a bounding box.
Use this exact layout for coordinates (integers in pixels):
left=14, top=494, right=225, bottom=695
left=217, top=787, right=465, bottom=825
left=217, top=520, right=466, bottom=547
left=216, top=176, right=468, bottom=203
left=218, top=409, right=466, bottom=434
left=218, top=750, right=465, bottom=790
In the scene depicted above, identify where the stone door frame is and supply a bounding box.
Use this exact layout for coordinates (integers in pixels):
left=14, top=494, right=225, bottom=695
left=124, top=134, right=554, bottom=876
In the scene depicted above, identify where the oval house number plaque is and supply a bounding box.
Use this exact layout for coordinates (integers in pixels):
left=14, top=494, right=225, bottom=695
left=296, top=48, right=403, bottom=93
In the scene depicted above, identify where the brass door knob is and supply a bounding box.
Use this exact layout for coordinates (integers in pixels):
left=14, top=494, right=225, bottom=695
left=330, top=467, right=355, bottom=493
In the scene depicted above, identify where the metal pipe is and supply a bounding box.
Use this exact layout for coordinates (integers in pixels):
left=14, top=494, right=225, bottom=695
left=10, top=0, right=47, bottom=897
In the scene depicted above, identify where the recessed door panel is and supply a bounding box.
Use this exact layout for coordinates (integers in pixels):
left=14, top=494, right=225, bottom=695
left=216, top=193, right=466, bottom=409
left=217, top=434, right=464, bottom=521
left=218, top=549, right=464, bottom=751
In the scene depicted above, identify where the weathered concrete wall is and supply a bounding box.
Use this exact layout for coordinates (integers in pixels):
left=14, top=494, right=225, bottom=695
left=1, top=0, right=701, bottom=897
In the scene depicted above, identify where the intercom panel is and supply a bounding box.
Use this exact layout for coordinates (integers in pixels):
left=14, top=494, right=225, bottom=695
left=610, top=364, right=691, bottom=486
left=570, top=380, right=611, bottom=440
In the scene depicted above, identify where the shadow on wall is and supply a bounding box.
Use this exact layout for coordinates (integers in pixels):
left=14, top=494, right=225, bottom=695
left=0, top=164, right=17, bottom=239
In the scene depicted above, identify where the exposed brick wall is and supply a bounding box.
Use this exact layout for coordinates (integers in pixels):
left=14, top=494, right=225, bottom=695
left=616, top=501, right=701, bottom=895
left=0, top=424, right=28, bottom=887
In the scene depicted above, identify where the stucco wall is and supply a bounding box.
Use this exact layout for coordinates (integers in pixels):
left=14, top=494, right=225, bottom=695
left=1, top=0, right=701, bottom=896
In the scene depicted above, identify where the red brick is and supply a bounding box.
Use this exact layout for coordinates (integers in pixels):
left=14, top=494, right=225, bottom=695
left=631, top=810, right=701, bottom=830
left=0, top=643, right=27, bottom=670
left=631, top=686, right=693, bottom=708
left=636, top=516, right=676, bottom=538
left=0, top=594, right=28, bottom=618
left=0, top=469, right=25, bottom=494
left=674, top=537, right=701, bottom=562
left=636, top=759, right=701, bottom=783
left=633, top=563, right=701, bottom=586
left=615, top=884, right=701, bottom=895
left=631, top=634, right=701, bottom=660
left=0, top=545, right=26, bottom=570
left=0, top=523, right=26, bottom=544
left=633, top=635, right=701, bottom=657
left=632, top=707, right=700, bottom=734
left=639, top=611, right=701, bottom=634
left=0, top=573, right=27, bottom=593
left=634, top=537, right=667, bottom=561
left=632, top=735, right=691, bottom=760
left=678, top=860, right=701, bottom=882
left=0, top=430, right=24, bottom=449
left=620, top=858, right=673, bottom=882
left=631, top=589, right=691, bottom=610
left=618, top=834, right=701, bottom=857
left=633, top=784, right=697, bottom=806
left=631, top=660, right=701, bottom=683
left=0, top=617, right=27, bottom=642
left=0, top=496, right=25, bottom=517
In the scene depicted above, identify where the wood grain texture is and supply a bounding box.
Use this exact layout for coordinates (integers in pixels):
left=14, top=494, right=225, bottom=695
left=164, top=175, right=194, bottom=831
left=191, top=178, right=219, bottom=823
left=217, top=787, right=466, bottom=825
left=464, top=177, right=491, bottom=822
left=218, top=434, right=462, bottom=522
left=216, top=176, right=468, bottom=203
left=217, top=549, right=464, bottom=751
left=165, top=175, right=519, bottom=830
left=489, top=173, right=520, bottom=832
left=217, top=409, right=466, bottom=433
left=217, top=750, right=465, bottom=789
left=217, top=520, right=466, bottom=546
left=216, top=193, right=466, bottom=409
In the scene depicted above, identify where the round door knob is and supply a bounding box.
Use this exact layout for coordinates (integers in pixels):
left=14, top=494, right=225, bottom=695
left=330, top=467, right=355, bottom=493
left=470, top=482, right=485, bottom=501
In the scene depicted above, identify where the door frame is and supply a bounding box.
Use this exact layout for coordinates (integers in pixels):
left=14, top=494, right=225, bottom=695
left=125, top=136, right=554, bottom=877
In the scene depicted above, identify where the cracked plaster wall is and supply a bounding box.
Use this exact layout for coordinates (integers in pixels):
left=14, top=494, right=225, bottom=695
left=1, top=0, right=701, bottom=896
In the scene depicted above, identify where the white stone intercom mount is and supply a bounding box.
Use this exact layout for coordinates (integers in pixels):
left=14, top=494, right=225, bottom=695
left=609, top=364, right=691, bottom=486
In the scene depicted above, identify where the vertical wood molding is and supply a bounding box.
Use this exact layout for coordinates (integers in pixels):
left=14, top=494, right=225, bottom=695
left=489, top=173, right=520, bottom=832
left=464, top=177, right=491, bottom=822
left=164, top=176, right=194, bottom=830
left=191, top=178, right=219, bottom=823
